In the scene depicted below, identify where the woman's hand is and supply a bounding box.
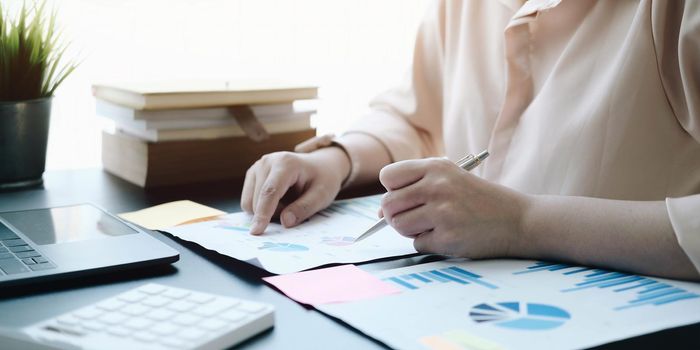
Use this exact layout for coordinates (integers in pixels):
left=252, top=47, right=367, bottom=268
left=379, top=158, right=530, bottom=258
left=241, top=147, right=350, bottom=235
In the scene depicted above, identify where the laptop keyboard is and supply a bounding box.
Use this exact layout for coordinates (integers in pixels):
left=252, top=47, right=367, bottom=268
left=0, top=222, right=55, bottom=275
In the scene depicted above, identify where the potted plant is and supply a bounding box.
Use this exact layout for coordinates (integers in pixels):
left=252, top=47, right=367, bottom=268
left=0, top=3, right=76, bottom=190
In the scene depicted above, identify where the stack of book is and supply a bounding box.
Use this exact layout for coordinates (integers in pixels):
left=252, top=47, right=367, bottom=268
left=94, top=80, right=318, bottom=188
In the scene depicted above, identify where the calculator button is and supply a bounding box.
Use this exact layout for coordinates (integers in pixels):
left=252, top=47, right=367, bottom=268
left=21, top=258, right=37, bottom=265
left=187, top=293, right=215, bottom=304
left=0, top=247, right=8, bottom=253
left=177, top=328, right=207, bottom=341
left=162, top=289, right=190, bottom=300
left=160, top=337, right=188, bottom=348
left=98, top=312, right=129, bottom=325
left=121, top=304, right=151, bottom=316
left=133, top=331, right=158, bottom=343
left=97, top=299, right=126, bottom=311
left=167, top=301, right=196, bottom=313
left=145, top=308, right=175, bottom=321
left=142, top=296, right=171, bottom=308
left=81, top=321, right=106, bottom=332
left=171, top=313, right=202, bottom=326
left=149, top=322, right=180, bottom=336
left=237, top=302, right=267, bottom=314
left=56, top=315, right=81, bottom=326
left=192, top=300, right=237, bottom=317
left=0, top=252, right=13, bottom=259
left=123, top=317, right=154, bottom=330
left=219, top=310, right=248, bottom=322
left=199, top=319, right=227, bottom=331
left=73, top=308, right=103, bottom=320
left=33, top=256, right=49, bottom=264
left=138, top=284, right=167, bottom=295
left=118, top=292, right=147, bottom=303
left=106, top=326, right=132, bottom=337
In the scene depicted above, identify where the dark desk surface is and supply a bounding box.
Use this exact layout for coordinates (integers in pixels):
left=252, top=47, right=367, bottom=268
left=0, top=168, right=698, bottom=350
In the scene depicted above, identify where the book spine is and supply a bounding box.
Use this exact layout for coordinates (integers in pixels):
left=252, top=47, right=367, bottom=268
left=102, top=129, right=316, bottom=187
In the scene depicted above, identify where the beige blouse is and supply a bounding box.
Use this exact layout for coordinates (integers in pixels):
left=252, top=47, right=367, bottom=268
left=346, top=0, right=700, bottom=271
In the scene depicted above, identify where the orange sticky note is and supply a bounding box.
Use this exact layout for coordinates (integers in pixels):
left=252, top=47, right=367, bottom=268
left=263, top=265, right=401, bottom=305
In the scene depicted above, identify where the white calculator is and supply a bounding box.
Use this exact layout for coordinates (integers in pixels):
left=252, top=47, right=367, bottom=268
left=22, top=283, right=275, bottom=350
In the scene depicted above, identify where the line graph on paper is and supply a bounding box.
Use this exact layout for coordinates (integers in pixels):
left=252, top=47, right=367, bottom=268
left=514, top=262, right=700, bottom=311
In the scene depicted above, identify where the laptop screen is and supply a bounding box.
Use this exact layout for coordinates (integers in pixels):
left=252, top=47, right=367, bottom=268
left=0, top=204, right=137, bottom=246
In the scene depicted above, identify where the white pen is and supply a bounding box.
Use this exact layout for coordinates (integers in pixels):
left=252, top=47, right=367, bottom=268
left=353, top=150, right=490, bottom=243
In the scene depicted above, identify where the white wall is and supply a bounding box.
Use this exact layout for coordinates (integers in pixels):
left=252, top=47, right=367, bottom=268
left=8, top=0, right=430, bottom=170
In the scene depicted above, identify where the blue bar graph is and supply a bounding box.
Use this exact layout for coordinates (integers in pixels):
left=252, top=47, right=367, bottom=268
left=318, top=196, right=381, bottom=221
left=383, top=265, right=498, bottom=291
left=514, top=262, right=700, bottom=311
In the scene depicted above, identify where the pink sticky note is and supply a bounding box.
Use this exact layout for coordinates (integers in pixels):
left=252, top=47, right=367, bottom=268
left=263, top=264, right=402, bottom=305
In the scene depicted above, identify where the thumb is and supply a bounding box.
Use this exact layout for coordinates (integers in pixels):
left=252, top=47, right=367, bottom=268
left=280, top=184, right=336, bottom=227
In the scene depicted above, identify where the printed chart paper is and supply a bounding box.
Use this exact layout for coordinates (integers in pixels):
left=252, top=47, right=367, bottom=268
left=164, top=196, right=417, bottom=274
left=318, top=259, right=700, bottom=350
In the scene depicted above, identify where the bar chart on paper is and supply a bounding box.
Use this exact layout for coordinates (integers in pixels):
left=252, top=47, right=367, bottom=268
left=378, top=263, right=499, bottom=291
left=514, top=262, right=700, bottom=311
left=316, top=196, right=380, bottom=222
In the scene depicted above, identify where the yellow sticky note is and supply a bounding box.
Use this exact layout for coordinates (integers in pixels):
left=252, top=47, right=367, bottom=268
left=119, top=200, right=226, bottom=230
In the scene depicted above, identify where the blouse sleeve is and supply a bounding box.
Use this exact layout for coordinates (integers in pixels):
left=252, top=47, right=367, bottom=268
left=654, top=2, right=700, bottom=273
left=343, top=1, right=447, bottom=162
left=653, top=0, right=700, bottom=143
left=666, top=195, right=700, bottom=273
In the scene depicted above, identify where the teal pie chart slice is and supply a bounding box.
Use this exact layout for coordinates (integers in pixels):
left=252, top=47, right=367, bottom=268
left=470, top=302, right=570, bottom=330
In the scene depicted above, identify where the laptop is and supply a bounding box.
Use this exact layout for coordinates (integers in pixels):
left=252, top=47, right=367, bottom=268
left=0, top=203, right=179, bottom=287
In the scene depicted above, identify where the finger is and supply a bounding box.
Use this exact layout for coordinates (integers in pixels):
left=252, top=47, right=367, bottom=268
left=378, top=208, right=384, bottom=218
left=379, top=158, right=446, bottom=191
left=240, top=165, right=256, bottom=214
left=250, top=168, right=297, bottom=235
left=251, top=162, right=271, bottom=214
left=379, top=159, right=429, bottom=191
left=388, top=205, right=434, bottom=238
left=413, top=230, right=440, bottom=254
left=381, top=181, right=427, bottom=221
left=280, top=182, right=335, bottom=227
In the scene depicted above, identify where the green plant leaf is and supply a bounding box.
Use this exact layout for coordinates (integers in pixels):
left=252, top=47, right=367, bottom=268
left=0, top=1, right=77, bottom=101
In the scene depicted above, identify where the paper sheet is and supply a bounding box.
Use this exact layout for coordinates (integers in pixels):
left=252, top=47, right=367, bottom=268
left=318, top=259, right=700, bottom=350
left=164, top=195, right=416, bottom=274
left=263, top=265, right=401, bottom=305
left=119, top=200, right=226, bottom=230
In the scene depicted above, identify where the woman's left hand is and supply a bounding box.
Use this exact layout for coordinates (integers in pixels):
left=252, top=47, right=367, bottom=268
left=379, top=157, right=530, bottom=258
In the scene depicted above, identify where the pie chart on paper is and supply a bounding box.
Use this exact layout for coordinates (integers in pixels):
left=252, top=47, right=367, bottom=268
left=469, top=301, right=571, bottom=330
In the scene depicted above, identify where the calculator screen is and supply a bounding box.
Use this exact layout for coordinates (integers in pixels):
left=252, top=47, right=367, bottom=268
left=0, top=204, right=137, bottom=245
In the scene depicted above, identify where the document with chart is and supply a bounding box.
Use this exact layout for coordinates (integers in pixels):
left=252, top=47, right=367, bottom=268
left=318, top=259, right=700, bottom=350
left=164, top=195, right=417, bottom=274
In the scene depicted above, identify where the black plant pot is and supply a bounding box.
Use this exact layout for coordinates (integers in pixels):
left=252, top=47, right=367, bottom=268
left=0, top=97, right=52, bottom=190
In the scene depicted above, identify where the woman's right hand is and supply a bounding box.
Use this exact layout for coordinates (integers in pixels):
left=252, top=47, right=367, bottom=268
left=241, top=147, right=351, bottom=235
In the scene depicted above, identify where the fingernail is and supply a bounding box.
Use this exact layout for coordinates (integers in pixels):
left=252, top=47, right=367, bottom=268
left=249, top=218, right=264, bottom=235
left=282, top=212, right=297, bottom=227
